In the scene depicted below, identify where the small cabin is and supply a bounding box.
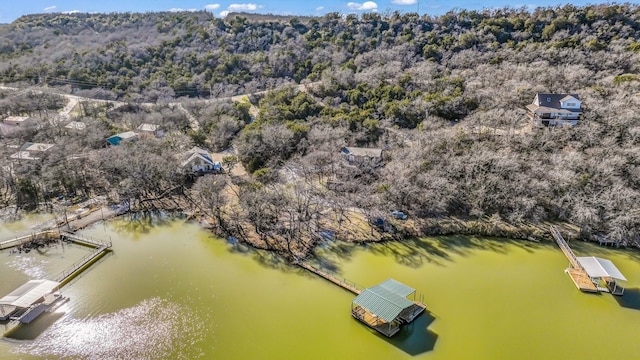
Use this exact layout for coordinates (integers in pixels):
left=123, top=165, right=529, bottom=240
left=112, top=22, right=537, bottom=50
left=136, top=123, right=164, bottom=137
left=341, top=147, right=383, bottom=166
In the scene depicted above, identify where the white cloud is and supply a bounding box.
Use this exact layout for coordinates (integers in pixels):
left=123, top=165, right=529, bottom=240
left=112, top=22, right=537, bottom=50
left=347, top=1, right=378, bottom=11
left=43, top=6, right=57, bottom=12
left=391, top=0, right=417, bottom=4
left=62, top=10, right=81, bottom=14
left=168, top=8, right=197, bottom=12
left=205, top=4, right=221, bottom=10
left=316, top=6, right=324, bottom=11
left=219, top=11, right=230, bottom=17
left=227, top=3, right=261, bottom=11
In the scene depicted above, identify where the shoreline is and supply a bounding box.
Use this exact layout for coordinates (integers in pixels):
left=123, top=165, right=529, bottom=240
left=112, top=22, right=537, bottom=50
left=2, top=203, right=630, bottom=262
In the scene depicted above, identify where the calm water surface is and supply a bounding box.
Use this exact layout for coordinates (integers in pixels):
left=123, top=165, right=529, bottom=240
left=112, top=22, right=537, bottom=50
left=1, top=216, right=640, bottom=359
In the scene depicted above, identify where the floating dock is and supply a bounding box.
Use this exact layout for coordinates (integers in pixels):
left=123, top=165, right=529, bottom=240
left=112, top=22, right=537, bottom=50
left=565, top=268, right=598, bottom=292
left=56, top=231, right=112, bottom=284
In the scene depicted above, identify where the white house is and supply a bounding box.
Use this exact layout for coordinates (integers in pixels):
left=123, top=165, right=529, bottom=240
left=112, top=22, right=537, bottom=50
left=526, top=93, right=582, bottom=126
left=179, top=147, right=221, bottom=173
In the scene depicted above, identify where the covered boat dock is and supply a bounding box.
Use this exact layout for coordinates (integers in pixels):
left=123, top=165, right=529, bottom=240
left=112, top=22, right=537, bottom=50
left=0, top=280, right=63, bottom=323
left=577, top=256, right=627, bottom=295
left=351, top=279, right=425, bottom=337
left=551, top=226, right=627, bottom=295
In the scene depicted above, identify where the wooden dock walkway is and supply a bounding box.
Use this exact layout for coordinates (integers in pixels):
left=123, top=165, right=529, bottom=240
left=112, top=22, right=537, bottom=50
left=550, top=226, right=581, bottom=269
left=297, top=262, right=362, bottom=295
left=296, top=262, right=427, bottom=309
left=550, top=226, right=598, bottom=293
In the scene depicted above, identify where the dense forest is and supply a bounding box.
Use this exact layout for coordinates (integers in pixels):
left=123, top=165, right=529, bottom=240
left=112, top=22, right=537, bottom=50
left=1, top=5, right=640, bottom=255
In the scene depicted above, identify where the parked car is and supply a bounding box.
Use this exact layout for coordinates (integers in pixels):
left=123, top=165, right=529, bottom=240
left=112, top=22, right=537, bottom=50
left=391, top=210, right=407, bottom=220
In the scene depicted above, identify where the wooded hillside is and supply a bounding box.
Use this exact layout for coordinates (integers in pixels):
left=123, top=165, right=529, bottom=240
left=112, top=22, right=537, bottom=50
left=1, top=5, right=640, bottom=250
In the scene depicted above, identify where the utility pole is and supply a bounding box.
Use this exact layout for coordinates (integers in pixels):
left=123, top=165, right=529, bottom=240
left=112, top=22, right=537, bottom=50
left=64, top=208, right=69, bottom=232
left=100, top=205, right=106, bottom=231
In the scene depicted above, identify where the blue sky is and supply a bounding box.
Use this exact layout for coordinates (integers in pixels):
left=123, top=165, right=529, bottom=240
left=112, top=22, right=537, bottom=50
left=0, top=1, right=633, bottom=23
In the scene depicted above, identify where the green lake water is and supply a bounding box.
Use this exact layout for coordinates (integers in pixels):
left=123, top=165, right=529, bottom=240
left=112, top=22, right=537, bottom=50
left=2, top=216, right=640, bottom=359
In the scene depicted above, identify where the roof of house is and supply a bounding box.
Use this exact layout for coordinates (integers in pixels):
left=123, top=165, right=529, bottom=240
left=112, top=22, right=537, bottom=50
left=180, top=146, right=216, bottom=168
left=342, top=147, right=383, bottom=158
left=10, top=151, right=39, bottom=160
left=137, top=123, right=159, bottom=132
left=559, top=95, right=577, bottom=102
left=65, top=121, right=87, bottom=130
left=106, top=131, right=138, bottom=145
left=352, top=279, right=416, bottom=323
left=0, top=123, right=21, bottom=136
left=116, top=131, right=138, bottom=139
left=526, top=104, right=578, bottom=114
left=577, top=256, right=627, bottom=281
left=21, top=142, right=54, bottom=152
left=530, top=93, right=582, bottom=113
left=0, top=280, right=60, bottom=309
left=4, top=116, right=31, bottom=123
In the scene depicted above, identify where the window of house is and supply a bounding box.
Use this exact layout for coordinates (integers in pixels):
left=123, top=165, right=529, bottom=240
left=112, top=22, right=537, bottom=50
left=567, top=102, right=575, bottom=107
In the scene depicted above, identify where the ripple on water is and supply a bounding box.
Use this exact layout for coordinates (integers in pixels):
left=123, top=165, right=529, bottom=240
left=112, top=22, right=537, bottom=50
left=16, top=297, right=208, bottom=359
left=7, top=255, right=48, bottom=279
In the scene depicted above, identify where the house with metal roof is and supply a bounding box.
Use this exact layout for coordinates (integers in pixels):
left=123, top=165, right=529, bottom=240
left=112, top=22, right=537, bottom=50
left=351, top=279, right=425, bottom=337
left=526, top=93, right=582, bottom=126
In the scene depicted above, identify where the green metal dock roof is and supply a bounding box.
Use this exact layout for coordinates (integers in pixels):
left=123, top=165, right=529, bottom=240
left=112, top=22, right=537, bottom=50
left=376, top=278, right=416, bottom=297
left=352, top=279, right=416, bottom=323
